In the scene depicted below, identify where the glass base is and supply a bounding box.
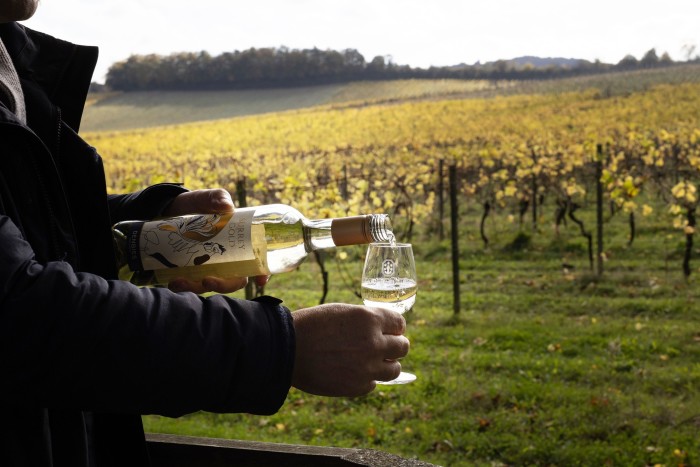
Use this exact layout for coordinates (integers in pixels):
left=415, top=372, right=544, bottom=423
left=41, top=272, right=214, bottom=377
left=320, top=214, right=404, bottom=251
left=377, top=371, right=417, bottom=385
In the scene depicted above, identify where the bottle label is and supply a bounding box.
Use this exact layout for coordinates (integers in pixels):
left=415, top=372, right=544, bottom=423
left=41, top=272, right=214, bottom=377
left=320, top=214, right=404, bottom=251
left=127, top=210, right=256, bottom=272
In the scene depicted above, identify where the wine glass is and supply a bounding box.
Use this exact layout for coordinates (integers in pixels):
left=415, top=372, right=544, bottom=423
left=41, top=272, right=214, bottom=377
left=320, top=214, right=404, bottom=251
left=361, top=242, right=417, bottom=384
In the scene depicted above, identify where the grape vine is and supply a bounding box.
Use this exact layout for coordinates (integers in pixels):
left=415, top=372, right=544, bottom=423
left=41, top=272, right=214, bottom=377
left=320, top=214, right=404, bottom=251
left=86, top=82, right=700, bottom=277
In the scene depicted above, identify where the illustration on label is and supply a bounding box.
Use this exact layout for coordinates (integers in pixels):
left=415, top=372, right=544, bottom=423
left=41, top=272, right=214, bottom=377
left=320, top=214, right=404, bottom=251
left=138, top=211, right=255, bottom=270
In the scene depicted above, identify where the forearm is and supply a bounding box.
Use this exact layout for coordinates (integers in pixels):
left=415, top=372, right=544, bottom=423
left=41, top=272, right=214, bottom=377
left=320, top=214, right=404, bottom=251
left=0, top=216, right=294, bottom=416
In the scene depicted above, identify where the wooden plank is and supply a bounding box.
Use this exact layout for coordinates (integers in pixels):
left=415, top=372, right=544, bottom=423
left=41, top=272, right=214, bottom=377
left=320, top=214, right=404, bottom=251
left=146, top=433, right=436, bottom=467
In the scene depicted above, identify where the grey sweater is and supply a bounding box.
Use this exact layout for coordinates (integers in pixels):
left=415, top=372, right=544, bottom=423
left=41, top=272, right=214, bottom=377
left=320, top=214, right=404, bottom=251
left=0, top=36, right=25, bottom=124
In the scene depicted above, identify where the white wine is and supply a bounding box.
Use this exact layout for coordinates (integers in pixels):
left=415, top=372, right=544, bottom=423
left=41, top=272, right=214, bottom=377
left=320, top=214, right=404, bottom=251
left=113, top=204, right=393, bottom=286
left=361, top=278, right=417, bottom=314
left=361, top=242, right=418, bottom=384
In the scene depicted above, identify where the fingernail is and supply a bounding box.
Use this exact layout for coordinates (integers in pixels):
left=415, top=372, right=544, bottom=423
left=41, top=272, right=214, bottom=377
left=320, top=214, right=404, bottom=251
left=255, top=275, right=269, bottom=287
left=214, top=192, right=234, bottom=211
left=217, top=198, right=234, bottom=209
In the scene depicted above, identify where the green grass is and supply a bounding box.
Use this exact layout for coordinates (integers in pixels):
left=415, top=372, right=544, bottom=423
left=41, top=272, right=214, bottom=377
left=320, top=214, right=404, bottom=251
left=142, top=198, right=700, bottom=466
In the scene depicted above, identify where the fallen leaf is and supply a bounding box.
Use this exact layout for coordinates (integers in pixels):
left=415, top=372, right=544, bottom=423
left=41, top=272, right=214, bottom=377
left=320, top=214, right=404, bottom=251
left=478, top=418, right=491, bottom=432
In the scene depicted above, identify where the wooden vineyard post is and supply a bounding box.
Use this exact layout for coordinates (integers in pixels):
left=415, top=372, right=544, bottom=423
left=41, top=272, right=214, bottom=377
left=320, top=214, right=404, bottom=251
left=340, top=164, right=349, bottom=201
left=449, top=165, right=461, bottom=315
left=438, top=159, right=445, bottom=240
left=531, top=150, right=539, bottom=232
left=595, top=144, right=604, bottom=277
left=683, top=207, right=696, bottom=278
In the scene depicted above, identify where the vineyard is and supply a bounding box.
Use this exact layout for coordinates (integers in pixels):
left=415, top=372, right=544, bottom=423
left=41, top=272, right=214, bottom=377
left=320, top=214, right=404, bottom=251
left=87, top=77, right=700, bottom=278
left=82, top=72, right=700, bottom=465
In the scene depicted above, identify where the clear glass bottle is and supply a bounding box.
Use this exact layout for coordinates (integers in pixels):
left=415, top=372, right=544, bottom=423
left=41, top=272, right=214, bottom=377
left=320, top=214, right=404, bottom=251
left=112, top=203, right=393, bottom=286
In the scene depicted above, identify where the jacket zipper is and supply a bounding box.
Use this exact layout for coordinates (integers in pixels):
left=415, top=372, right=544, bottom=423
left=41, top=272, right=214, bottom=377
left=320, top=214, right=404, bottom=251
left=53, top=108, right=81, bottom=267
left=28, top=107, right=70, bottom=262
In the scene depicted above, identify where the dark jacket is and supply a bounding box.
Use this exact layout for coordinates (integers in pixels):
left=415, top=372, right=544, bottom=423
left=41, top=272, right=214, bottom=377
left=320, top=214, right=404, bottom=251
left=0, top=23, right=295, bottom=467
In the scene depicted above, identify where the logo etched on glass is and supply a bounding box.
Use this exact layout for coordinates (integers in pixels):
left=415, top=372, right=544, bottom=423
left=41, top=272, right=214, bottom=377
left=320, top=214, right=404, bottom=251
left=381, top=259, right=396, bottom=277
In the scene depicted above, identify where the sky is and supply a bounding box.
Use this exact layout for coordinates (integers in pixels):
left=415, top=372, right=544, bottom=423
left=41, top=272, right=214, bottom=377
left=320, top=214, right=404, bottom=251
left=23, top=0, right=700, bottom=84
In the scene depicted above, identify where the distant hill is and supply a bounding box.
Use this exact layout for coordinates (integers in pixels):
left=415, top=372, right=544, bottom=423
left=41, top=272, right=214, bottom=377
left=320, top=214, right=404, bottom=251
left=498, top=56, right=593, bottom=69
left=453, top=56, right=594, bottom=69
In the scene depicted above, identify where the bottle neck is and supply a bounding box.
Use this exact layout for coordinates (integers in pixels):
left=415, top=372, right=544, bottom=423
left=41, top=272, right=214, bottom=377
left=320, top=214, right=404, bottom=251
left=302, top=218, right=333, bottom=252
left=303, top=214, right=393, bottom=252
left=367, top=214, right=394, bottom=243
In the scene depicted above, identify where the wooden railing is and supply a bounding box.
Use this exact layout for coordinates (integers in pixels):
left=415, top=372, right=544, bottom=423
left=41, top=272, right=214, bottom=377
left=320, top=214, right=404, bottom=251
left=146, top=433, right=438, bottom=467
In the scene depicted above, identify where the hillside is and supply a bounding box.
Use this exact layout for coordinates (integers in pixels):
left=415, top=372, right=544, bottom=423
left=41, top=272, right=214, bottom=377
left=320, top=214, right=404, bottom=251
left=80, top=64, right=700, bottom=133
left=80, top=79, right=500, bottom=132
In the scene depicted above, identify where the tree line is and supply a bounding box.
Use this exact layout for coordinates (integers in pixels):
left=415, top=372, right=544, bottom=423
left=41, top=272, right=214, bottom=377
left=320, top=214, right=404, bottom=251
left=103, top=46, right=697, bottom=91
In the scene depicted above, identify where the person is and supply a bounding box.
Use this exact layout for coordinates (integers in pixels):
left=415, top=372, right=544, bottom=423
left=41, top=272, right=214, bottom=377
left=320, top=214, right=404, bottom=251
left=0, top=1, right=410, bottom=466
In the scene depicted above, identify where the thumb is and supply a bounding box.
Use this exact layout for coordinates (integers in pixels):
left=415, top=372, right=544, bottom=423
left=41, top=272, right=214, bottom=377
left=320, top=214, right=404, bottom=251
left=165, top=189, right=234, bottom=216
left=198, top=189, right=234, bottom=213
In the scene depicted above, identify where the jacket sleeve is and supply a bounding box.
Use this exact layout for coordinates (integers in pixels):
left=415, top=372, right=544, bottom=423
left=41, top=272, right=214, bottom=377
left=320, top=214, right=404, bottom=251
left=107, top=183, right=189, bottom=223
left=0, top=214, right=295, bottom=417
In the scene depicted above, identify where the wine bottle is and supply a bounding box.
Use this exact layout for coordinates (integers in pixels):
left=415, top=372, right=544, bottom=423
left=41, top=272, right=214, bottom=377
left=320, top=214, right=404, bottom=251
left=112, top=203, right=393, bottom=286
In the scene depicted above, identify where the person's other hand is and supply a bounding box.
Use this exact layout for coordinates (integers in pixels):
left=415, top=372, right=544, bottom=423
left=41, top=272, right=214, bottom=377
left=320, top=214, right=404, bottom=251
left=291, top=304, right=410, bottom=397
left=163, top=189, right=270, bottom=294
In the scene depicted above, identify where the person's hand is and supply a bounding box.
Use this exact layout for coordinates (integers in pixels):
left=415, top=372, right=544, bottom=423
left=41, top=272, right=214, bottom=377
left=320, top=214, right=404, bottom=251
left=291, top=304, right=410, bottom=397
left=163, top=188, right=269, bottom=294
